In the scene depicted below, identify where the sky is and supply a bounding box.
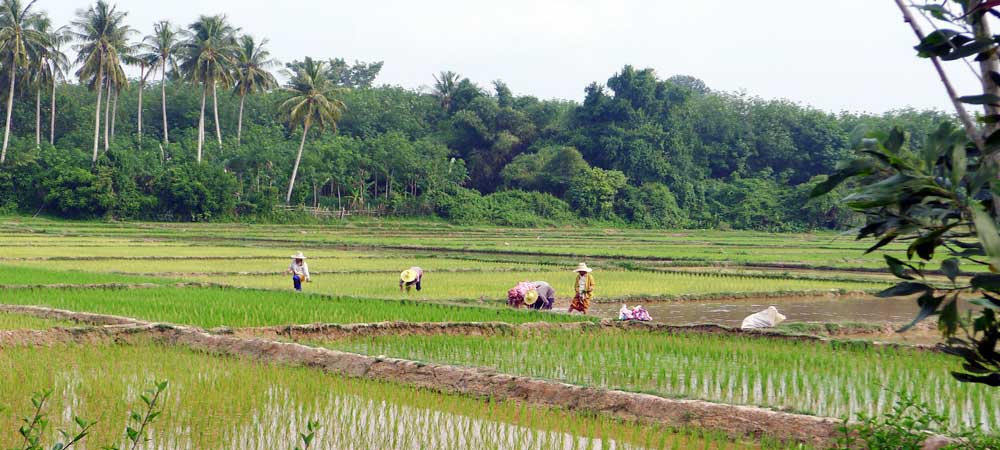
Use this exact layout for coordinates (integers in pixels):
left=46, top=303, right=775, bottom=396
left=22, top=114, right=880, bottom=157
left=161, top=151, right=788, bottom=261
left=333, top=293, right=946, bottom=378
left=42, top=0, right=984, bottom=114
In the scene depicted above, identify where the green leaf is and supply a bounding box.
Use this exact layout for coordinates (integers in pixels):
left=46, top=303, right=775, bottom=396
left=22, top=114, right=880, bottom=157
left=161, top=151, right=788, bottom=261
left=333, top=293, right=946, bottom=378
left=971, top=203, right=1000, bottom=271
left=939, top=296, right=960, bottom=336
left=809, top=159, right=874, bottom=198
left=951, top=144, right=967, bottom=186
left=970, top=297, right=1000, bottom=310
left=942, top=38, right=996, bottom=60
left=959, top=94, right=1000, bottom=105
left=899, top=291, right=944, bottom=333
left=876, top=282, right=932, bottom=298
left=942, top=258, right=960, bottom=283
left=885, top=255, right=916, bottom=280
left=972, top=274, right=1000, bottom=291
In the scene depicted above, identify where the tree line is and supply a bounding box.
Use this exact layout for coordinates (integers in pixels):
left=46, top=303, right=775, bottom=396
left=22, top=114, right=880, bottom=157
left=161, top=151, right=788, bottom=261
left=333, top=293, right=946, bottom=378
left=0, top=0, right=956, bottom=229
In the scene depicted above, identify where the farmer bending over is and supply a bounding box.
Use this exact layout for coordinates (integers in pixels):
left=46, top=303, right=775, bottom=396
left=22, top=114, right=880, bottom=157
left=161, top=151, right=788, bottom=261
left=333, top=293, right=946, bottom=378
left=400, top=267, right=424, bottom=293
left=524, top=281, right=556, bottom=310
left=287, top=252, right=311, bottom=292
left=507, top=281, right=555, bottom=310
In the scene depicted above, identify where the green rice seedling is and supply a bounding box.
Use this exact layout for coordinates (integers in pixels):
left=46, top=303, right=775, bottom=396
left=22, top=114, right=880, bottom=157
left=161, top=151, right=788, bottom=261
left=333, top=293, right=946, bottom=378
left=190, top=269, right=884, bottom=302
left=0, top=287, right=596, bottom=328
left=0, top=265, right=170, bottom=286
left=8, top=255, right=544, bottom=276
left=318, top=328, right=1000, bottom=432
left=0, top=341, right=785, bottom=449
left=0, top=312, right=76, bottom=329
left=0, top=218, right=907, bottom=270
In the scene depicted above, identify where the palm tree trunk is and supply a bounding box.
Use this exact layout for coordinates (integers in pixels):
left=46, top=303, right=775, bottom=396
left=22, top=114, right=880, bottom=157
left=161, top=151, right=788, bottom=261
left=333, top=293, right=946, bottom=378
left=91, top=63, right=104, bottom=162
left=286, top=123, right=310, bottom=204
left=111, top=89, right=118, bottom=141
left=161, top=63, right=168, bottom=145
left=197, top=83, right=206, bottom=162
left=137, top=65, right=144, bottom=144
left=103, top=78, right=111, bottom=152
left=212, top=81, right=222, bottom=147
left=1, top=66, right=15, bottom=164
left=35, top=88, right=40, bottom=148
left=49, top=80, right=56, bottom=145
left=237, top=93, right=245, bottom=147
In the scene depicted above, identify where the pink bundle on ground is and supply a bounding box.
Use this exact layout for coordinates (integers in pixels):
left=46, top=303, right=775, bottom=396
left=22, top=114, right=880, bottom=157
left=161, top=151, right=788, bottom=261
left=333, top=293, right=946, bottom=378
left=507, top=281, right=534, bottom=307
left=632, top=306, right=651, bottom=321
left=619, top=304, right=652, bottom=321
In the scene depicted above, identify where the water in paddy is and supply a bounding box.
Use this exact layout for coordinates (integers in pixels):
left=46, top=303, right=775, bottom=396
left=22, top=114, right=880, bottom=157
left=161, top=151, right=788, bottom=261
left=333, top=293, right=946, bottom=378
left=589, top=296, right=973, bottom=328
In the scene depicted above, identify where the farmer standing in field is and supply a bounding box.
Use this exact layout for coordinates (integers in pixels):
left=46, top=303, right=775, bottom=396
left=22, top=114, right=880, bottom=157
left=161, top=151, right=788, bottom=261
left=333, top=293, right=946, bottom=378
left=569, top=262, right=595, bottom=314
left=400, top=266, right=424, bottom=293
left=287, top=252, right=311, bottom=292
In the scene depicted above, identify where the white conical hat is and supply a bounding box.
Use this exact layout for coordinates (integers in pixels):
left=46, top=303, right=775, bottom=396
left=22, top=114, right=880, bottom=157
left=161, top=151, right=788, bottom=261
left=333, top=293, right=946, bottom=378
left=290, top=251, right=307, bottom=259
left=574, top=262, right=593, bottom=273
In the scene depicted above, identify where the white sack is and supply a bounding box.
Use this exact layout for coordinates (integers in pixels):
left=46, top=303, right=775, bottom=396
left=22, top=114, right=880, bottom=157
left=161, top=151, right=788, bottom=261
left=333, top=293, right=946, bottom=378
left=741, top=306, right=787, bottom=330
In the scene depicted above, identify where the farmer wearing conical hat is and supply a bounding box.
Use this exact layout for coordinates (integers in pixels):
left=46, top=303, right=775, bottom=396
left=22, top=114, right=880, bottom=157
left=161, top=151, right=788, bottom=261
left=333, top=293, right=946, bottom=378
left=286, top=251, right=311, bottom=292
left=508, top=281, right=556, bottom=310
left=524, top=281, right=556, bottom=310
left=399, top=267, right=424, bottom=293
left=569, top=262, right=595, bottom=314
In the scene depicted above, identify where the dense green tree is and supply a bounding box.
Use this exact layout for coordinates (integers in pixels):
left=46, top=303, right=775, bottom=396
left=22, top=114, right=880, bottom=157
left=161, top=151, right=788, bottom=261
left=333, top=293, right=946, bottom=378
left=567, top=167, right=627, bottom=220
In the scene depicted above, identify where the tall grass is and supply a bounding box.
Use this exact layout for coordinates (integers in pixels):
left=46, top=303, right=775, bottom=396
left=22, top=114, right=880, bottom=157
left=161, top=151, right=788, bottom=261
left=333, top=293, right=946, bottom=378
left=0, top=287, right=595, bottom=328
left=0, top=341, right=786, bottom=450
left=321, top=329, right=1000, bottom=431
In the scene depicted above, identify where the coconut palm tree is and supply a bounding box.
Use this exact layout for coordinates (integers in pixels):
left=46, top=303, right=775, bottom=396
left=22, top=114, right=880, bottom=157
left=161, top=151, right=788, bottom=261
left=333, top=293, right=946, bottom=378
left=144, top=20, right=180, bottom=145
left=106, top=50, right=129, bottom=144
left=70, top=0, right=131, bottom=162
left=233, top=34, right=276, bottom=147
left=431, top=70, right=460, bottom=112
left=124, top=46, right=156, bottom=144
left=0, top=0, right=46, bottom=164
left=280, top=57, right=346, bottom=204
left=26, top=13, right=64, bottom=148
left=40, top=21, right=68, bottom=146
left=180, top=15, right=237, bottom=162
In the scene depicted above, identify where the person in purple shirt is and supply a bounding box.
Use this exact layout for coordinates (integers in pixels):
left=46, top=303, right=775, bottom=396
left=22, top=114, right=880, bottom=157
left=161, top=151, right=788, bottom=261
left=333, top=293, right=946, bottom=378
left=399, top=267, right=423, bottom=293
left=524, top=281, right=556, bottom=310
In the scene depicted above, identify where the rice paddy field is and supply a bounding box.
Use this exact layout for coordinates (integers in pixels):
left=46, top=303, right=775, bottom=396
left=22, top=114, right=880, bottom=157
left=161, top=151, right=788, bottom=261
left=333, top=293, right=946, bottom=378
left=0, top=341, right=776, bottom=450
left=319, top=329, right=1000, bottom=431
left=0, top=217, right=993, bottom=448
left=0, top=287, right=594, bottom=328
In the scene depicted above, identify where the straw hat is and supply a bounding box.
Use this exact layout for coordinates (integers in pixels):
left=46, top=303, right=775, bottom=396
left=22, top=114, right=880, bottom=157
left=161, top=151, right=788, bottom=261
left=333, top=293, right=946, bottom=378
left=524, top=289, right=539, bottom=305
left=573, top=262, right=593, bottom=273
left=401, top=269, right=418, bottom=283
left=290, top=251, right=307, bottom=260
